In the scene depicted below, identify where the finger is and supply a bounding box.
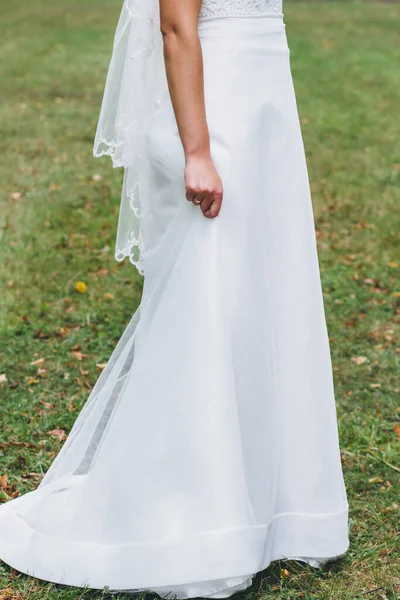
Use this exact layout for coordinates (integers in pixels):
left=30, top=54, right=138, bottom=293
left=186, top=189, right=195, bottom=202
left=204, top=198, right=222, bottom=219
left=200, top=195, right=213, bottom=214
left=204, top=190, right=223, bottom=218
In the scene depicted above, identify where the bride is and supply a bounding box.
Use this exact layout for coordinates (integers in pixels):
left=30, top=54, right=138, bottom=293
left=0, top=0, right=350, bottom=597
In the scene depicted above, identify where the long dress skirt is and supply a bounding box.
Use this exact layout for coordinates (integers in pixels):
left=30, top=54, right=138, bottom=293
left=0, top=14, right=350, bottom=599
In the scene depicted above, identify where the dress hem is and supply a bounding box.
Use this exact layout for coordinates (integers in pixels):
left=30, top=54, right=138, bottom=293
left=0, top=499, right=349, bottom=593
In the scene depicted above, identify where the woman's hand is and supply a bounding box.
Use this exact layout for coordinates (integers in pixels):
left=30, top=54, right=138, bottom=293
left=185, top=153, right=223, bottom=218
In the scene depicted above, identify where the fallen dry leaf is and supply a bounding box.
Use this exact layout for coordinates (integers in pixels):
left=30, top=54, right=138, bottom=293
left=394, top=423, right=400, bottom=440
left=0, top=474, right=19, bottom=501
left=20, top=473, right=43, bottom=483
left=280, top=568, right=290, bottom=578
left=30, top=357, right=45, bottom=366
left=382, top=506, right=392, bottom=514
left=368, top=476, right=384, bottom=484
left=96, top=363, right=107, bottom=371
left=0, top=441, right=36, bottom=450
left=48, top=428, right=67, bottom=442
left=351, top=356, right=368, bottom=365
left=0, top=374, right=7, bottom=384
left=70, top=350, right=87, bottom=361
left=25, top=377, right=40, bottom=385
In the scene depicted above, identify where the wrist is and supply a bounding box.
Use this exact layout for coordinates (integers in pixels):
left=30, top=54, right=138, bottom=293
left=185, top=145, right=211, bottom=163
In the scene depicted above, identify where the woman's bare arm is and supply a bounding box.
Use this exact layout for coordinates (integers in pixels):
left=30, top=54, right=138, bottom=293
left=160, top=0, right=223, bottom=218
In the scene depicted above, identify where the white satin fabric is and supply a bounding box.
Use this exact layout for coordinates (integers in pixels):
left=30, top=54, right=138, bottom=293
left=0, top=14, right=350, bottom=599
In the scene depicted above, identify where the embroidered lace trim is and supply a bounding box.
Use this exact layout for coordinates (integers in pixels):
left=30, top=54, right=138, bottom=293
left=93, top=0, right=160, bottom=276
left=199, top=0, right=283, bottom=18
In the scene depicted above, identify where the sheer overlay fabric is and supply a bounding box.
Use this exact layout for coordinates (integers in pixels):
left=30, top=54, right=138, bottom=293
left=93, top=0, right=164, bottom=273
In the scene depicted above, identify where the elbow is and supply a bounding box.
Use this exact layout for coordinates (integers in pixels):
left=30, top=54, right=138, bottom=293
left=160, top=12, right=200, bottom=60
left=160, top=19, right=196, bottom=49
left=160, top=19, right=180, bottom=42
left=160, top=24, right=179, bottom=58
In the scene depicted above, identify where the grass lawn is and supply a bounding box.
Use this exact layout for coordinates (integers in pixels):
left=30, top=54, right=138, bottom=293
left=0, top=0, right=399, bottom=598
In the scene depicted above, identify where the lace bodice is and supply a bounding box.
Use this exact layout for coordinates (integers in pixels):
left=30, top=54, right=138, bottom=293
left=199, top=0, right=283, bottom=18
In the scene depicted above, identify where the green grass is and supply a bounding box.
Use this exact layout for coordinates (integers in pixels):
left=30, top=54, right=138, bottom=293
left=0, top=0, right=399, bottom=598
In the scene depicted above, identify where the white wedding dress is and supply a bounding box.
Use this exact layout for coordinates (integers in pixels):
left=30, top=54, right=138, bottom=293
left=0, top=0, right=350, bottom=597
